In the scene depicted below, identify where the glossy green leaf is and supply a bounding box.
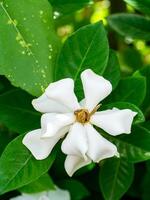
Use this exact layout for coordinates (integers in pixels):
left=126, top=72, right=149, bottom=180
left=49, top=0, right=93, bottom=15
left=102, top=102, right=145, bottom=124
left=0, top=134, right=56, bottom=195
left=100, top=158, right=134, bottom=200
left=0, top=89, right=40, bottom=133
left=146, top=160, right=150, bottom=172
left=141, top=171, right=150, bottom=200
left=124, top=0, right=150, bottom=15
left=0, top=80, right=4, bottom=92
left=143, top=122, right=150, bottom=131
left=58, top=179, right=90, bottom=200
left=106, top=76, right=146, bottom=106
left=141, top=158, right=150, bottom=200
left=121, top=47, right=143, bottom=70
left=19, top=174, right=55, bottom=194
left=103, top=50, right=120, bottom=90
left=108, top=14, right=150, bottom=41
left=55, top=21, right=109, bottom=99
left=134, top=66, right=150, bottom=115
left=109, top=125, right=150, bottom=162
left=0, top=127, right=16, bottom=156
left=0, top=0, right=59, bottom=96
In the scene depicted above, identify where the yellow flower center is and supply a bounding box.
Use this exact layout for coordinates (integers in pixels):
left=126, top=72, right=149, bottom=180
left=74, top=109, right=90, bottom=124
left=74, top=104, right=101, bottom=124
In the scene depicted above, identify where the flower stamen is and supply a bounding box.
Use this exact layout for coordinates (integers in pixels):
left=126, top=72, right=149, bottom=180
left=74, top=104, right=101, bottom=124
left=89, top=104, right=101, bottom=117
left=74, top=109, right=90, bottom=124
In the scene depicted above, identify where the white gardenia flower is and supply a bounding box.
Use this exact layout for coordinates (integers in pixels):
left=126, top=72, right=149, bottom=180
left=23, top=69, right=137, bottom=176
left=10, top=187, right=70, bottom=200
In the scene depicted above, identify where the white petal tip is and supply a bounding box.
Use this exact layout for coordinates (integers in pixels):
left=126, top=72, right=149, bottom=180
left=31, top=99, right=39, bottom=110
left=67, top=172, right=73, bottom=177
left=65, top=167, right=78, bottom=177
left=31, top=99, right=35, bottom=106
left=22, top=139, right=44, bottom=160
left=81, top=69, right=92, bottom=76
left=22, top=130, right=51, bottom=160
left=133, top=111, right=138, bottom=117
left=23, top=141, right=44, bottom=160
left=115, top=151, right=120, bottom=158
left=65, top=166, right=74, bottom=177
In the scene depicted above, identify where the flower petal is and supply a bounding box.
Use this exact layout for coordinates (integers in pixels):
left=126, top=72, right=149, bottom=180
left=10, top=194, right=36, bottom=200
left=32, top=93, right=70, bottom=113
left=85, top=124, right=118, bottom=162
left=91, top=108, right=137, bottom=136
left=10, top=192, right=49, bottom=200
left=22, top=128, right=67, bottom=160
left=41, top=113, right=74, bottom=138
left=61, top=122, right=88, bottom=159
left=80, top=98, right=86, bottom=107
left=48, top=187, right=71, bottom=200
left=45, top=78, right=80, bottom=111
left=81, top=69, right=112, bottom=111
left=64, top=155, right=91, bottom=177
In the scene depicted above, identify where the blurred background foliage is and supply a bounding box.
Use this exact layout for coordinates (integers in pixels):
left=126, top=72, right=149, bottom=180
left=53, top=0, right=150, bottom=74
left=0, top=0, right=150, bottom=199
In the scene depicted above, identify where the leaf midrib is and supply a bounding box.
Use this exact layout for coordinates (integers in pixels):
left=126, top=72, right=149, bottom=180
left=109, top=14, right=150, bottom=35
left=0, top=1, right=39, bottom=66
left=0, top=103, right=40, bottom=116
left=113, top=137, right=150, bottom=161
left=0, top=154, right=32, bottom=194
left=0, top=89, right=40, bottom=116
left=119, top=91, right=135, bottom=102
left=73, top=27, right=100, bottom=82
left=109, top=159, right=121, bottom=200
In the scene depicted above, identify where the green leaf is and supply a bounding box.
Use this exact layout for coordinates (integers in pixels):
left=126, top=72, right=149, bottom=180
left=0, top=0, right=59, bottom=96
left=0, top=128, right=16, bottom=156
left=58, top=179, right=90, bottom=200
left=49, top=0, right=93, bottom=15
left=106, top=76, right=146, bottom=106
left=0, top=134, right=56, bottom=195
left=124, top=0, right=150, bottom=15
left=121, top=47, right=143, bottom=71
left=109, top=125, right=150, bottom=162
left=146, top=160, right=150, bottom=172
left=19, top=174, right=55, bottom=194
left=102, top=102, right=145, bottom=124
left=0, top=89, right=40, bottom=133
left=103, top=50, right=120, bottom=90
left=134, top=66, right=150, bottom=115
left=0, top=80, right=4, bottom=92
left=108, top=14, right=150, bottom=41
left=143, top=122, right=150, bottom=133
left=100, top=158, right=134, bottom=200
left=55, top=21, right=109, bottom=99
left=141, top=171, right=150, bottom=200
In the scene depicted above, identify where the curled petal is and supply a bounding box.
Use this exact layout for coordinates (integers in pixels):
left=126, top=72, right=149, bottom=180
left=11, top=190, right=70, bottom=200
left=61, top=122, right=88, bottom=159
left=45, top=78, right=80, bottom=111
left=64, top=155, right=91, bottom=177
left=48, top=187, right=71, bottom=200
left=22, top=128, right=67, bottom=160
left=85, top=124, right=118, bottom=162
left=91, top=108, right=137, bottom=136
left=41, top=113, right=74, bottom=138
left=10, top=192, right=48, bottom=200
left=32, top=93, right=70, bottom=113
left=81, top=69, right=112, bottom=112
